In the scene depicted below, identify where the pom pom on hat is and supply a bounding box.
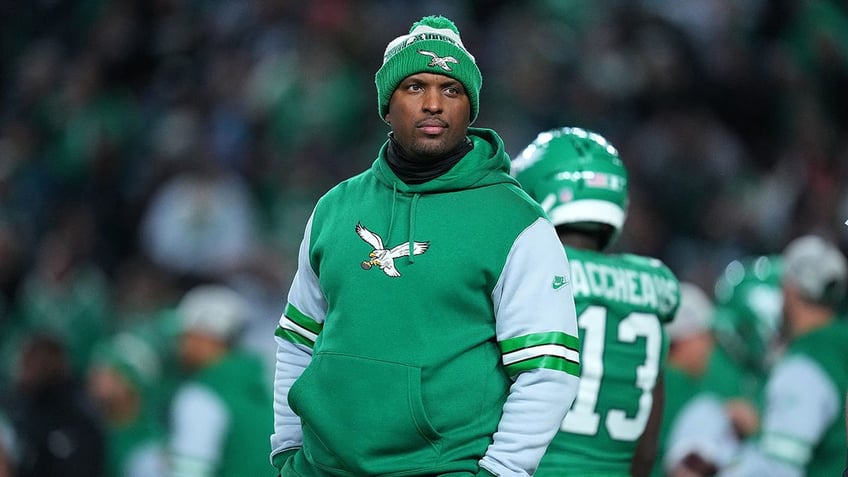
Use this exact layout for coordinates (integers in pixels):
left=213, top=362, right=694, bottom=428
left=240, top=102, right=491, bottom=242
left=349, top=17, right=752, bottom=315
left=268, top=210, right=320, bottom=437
left=413, top=15, right=461, bottom=34
left=375, top=15, right=482, bottom=123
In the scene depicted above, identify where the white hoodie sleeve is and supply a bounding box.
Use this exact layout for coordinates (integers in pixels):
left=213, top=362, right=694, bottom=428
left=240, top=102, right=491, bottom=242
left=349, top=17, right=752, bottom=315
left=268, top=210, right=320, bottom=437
left=169, top=384, right=229, bottom=477
left=479, top=217, right=581, bottom=476
left=270, top=213, right=327, bottom=462
left=718, top=355, right=840, bottom=477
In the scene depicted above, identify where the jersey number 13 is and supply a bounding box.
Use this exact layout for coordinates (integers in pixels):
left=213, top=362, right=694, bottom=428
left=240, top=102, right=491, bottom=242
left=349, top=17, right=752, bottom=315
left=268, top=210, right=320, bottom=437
left=561, top=305, right=663, bottom=441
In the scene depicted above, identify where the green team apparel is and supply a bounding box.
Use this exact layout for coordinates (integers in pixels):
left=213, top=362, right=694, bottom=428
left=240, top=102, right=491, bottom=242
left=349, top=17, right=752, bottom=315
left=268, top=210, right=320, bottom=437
left=105, top=416, right=164, bottom=477
left=700, top=345, right=767, bottom=408
left=536, top=246, right=680, bottom=477
left=650, top=366, right=702, bottom=477
left=701, top=255, right=782, bottom=408
left=271, top=128, right=581, bottom=476
left=170, top=351, right=272, bottom=477
left=722, top=320, right=848, bottom=477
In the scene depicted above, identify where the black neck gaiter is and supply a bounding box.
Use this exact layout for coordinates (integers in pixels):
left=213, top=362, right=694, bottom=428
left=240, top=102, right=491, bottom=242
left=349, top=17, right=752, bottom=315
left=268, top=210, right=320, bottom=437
left=386, top=134, right=473, bottom=185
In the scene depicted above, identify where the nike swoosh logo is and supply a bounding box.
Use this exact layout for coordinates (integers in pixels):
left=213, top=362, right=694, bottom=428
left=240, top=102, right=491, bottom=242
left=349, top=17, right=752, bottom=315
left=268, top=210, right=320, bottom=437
left=552, top=276, right=568, bottom=290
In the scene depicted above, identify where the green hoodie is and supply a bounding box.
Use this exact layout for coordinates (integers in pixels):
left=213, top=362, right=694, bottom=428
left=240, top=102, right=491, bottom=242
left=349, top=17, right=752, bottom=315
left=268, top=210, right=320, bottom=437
left=273, top=128, right=581, bottom=476
left=193, top=352, right=272, bottom=477
left=775, top=321, right=848, bottom=477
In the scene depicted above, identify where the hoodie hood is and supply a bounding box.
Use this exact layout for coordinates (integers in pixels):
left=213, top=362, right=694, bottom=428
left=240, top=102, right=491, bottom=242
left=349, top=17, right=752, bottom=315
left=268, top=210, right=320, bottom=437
left=372, top=127, right=518, bottom=193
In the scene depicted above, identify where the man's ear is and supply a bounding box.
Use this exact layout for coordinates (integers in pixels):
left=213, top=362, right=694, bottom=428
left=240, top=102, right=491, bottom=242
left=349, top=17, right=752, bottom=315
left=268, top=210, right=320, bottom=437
left=384, top=113, right=391, bottom=124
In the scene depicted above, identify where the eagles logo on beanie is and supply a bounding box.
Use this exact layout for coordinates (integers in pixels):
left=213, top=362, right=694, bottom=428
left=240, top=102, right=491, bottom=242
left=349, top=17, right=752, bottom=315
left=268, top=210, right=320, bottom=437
left=375, top=15, right=482, bottom=124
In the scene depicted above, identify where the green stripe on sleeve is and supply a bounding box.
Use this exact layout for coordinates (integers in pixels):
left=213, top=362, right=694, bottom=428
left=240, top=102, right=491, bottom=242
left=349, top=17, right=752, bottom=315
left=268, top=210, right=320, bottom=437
left=284, top=303, right=323, bottom=334
left=761, top=432, right=812, bottom=467
left=275, top=304, right=322, bottom=349
left=503, top=355, right=580, bottom=378
left=499, top=331, right=579, bottom=354
left=275, top=326, right=315, bottom=349
left=499, top=331, right=580, bottom=377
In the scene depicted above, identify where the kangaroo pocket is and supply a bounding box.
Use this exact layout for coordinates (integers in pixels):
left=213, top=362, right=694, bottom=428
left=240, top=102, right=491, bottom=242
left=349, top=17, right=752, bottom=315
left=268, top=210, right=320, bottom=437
left=289, top=352, right=442, bottom=474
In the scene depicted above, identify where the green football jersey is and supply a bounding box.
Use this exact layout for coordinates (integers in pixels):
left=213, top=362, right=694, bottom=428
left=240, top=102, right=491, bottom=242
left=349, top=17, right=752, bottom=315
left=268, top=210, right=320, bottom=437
left=772, top=320, right=848, bottom=477
left=537, top=246, right=680, bottom=476
left=700, top=344, right=767, bottom=409
left=650, top=366, right=703, bottom=477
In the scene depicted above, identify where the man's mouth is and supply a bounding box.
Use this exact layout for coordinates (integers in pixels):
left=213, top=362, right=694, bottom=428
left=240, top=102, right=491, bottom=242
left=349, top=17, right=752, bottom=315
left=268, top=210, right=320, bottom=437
left=417, top=119, right=447, bottom=135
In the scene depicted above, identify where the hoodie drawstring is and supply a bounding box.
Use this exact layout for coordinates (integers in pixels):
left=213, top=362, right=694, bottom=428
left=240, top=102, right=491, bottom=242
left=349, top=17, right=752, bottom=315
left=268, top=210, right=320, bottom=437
left=387, top=182, right=398, bottom=244
left=408, top=193, right=420, bottom=263
left=387, top=183, right=421, bottom=265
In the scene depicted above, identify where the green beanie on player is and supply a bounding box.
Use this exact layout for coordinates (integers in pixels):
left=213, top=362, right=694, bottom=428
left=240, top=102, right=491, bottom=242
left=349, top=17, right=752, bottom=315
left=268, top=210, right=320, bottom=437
left=90, top=333, right=161, bottom=396
left=375, top=15, right=482, bottom=124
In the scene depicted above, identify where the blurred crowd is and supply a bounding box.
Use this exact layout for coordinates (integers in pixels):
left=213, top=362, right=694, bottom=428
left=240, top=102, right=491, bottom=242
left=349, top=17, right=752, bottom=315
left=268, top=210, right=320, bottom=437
left=0, top=0, right=847, bottom=476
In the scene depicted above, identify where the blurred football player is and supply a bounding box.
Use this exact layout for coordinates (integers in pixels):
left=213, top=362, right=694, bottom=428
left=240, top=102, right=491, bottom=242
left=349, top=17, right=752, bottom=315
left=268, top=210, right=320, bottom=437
left=513, top=127, right=680, bottom=477
left=702, top=254, right=783, bottom=438
left=653, top=282, right=727, bottom=477
left=719, top=234, right=848, bottom=477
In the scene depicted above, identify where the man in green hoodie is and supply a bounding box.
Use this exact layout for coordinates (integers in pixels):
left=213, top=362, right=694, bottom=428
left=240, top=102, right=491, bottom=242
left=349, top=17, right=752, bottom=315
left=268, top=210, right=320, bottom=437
left=270, top=14, right=581, bottom=477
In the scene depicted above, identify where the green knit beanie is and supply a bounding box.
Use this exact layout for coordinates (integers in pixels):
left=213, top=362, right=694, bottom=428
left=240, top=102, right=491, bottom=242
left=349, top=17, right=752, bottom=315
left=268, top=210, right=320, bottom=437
left=375, top=15, right=482, bottom=124
left=90, top=333, right=161, bottom=395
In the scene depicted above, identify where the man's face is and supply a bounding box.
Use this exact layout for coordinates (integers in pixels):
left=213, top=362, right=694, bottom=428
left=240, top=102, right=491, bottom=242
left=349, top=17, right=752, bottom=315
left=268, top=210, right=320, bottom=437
left=87, top=366, right=136, bottom=419
left=385, top=73, right=471, bottom=161
left=779, top=282, right=799, bottom=339
left=178, top=331, right=221, bottom=371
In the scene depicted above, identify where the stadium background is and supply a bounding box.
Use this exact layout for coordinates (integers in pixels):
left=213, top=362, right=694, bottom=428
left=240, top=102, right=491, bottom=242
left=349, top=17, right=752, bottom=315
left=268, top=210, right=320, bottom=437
left=0, top=0, right=846, bottom=464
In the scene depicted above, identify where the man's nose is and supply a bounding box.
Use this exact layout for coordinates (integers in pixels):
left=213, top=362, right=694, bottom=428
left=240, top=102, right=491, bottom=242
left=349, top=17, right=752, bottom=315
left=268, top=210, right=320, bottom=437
left=422, top=88, right=443, bottom=113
